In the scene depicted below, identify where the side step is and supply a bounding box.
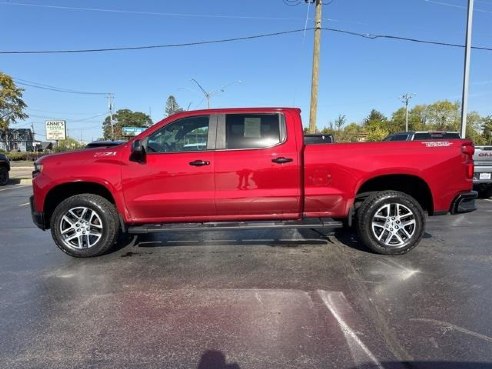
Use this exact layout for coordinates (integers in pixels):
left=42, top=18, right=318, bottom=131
left=128, top=218, right=343, bottom=234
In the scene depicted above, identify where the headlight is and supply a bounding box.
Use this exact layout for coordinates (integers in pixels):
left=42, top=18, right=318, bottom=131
left=32, top=161, right=43, bottom=177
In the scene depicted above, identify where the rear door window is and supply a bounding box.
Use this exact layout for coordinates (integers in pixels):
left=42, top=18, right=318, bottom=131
left=223, top=114, right=285, bottom=149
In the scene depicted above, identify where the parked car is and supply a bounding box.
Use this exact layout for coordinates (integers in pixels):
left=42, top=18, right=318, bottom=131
left=0, top=153, right=10, bottom=186
left=31, top=107, right=476, bottom=258
left=473, top=145, right=492, bottom=197
left=383, top=131, right=461, bottom=141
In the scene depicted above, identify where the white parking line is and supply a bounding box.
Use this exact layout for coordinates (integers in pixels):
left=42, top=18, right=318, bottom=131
left=19, top=202, right=30, bottom=207
left=0, top=185, right=30, bottom=192
left=317, top=290, right=385, bottom=369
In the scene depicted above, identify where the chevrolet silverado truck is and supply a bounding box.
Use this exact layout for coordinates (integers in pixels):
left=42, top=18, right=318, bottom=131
left=473, top=145, right=492, bottom=197
left=30, top=107, right=477, bottom=257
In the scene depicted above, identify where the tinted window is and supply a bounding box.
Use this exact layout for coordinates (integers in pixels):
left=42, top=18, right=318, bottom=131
left=225, top=114, right=283, bottom=149
left=413, top=133, right=432, bottom=140
left=443, top=132, right=461, bottom=139
left=147, top=116, right=209, bottom=153
left=387, top=134, right=409, bottom=141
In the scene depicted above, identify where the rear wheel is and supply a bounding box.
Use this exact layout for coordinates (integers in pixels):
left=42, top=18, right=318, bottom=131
left=50, top=194, right=120, bottom=257
left=0, top=168, right=9, bottom=186
left=355, top=191, right=425, bottom=255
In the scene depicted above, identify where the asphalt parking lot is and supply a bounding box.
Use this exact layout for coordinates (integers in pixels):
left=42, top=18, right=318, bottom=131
left=1, top=182, right=491, bottom=369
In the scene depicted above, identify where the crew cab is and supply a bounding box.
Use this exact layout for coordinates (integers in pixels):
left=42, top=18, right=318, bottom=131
left=30, top=107, right=477, bottom=257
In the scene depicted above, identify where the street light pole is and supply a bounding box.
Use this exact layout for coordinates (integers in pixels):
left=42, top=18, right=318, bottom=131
left=190, top=79, right=241, bottom=109
left=460, top=0, right=474, bottom=139
left=191, top=79, right=210, bottom=109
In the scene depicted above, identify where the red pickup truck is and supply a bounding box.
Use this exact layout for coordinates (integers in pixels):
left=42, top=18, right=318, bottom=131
left=30, top=107, right=477, bottom=257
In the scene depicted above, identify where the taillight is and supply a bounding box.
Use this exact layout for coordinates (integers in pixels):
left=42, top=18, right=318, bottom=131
left=461, top=143, right=475, bottom=156
left=461, top=143, right=474, bottom=180
left=466, top=163, right=474, bottom=179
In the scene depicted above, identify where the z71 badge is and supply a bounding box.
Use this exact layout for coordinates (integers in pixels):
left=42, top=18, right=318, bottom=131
left=94, top=151, right=117, bottom=157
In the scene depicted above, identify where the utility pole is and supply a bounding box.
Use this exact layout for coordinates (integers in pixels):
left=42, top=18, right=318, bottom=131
left=460, top=0, right=474, bottom=138
left=107, top=93, right=114, bottom=139
left=308, top=0, right=322, bottom=133
left=400, top=93, right=415, bottom=132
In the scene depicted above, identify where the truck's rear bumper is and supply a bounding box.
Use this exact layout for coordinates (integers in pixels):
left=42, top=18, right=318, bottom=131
left=30, top=196, right=47, bottom=230
left=450, top=191, right=478, bottom=214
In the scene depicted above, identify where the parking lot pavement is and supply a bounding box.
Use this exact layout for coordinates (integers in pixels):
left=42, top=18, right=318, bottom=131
left=1, top=186, right=491, bottom=369
left=5, top=161, right=33, bottom=185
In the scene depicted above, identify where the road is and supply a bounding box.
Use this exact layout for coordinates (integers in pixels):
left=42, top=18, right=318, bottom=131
left=0, top=184, right=491, bottom=369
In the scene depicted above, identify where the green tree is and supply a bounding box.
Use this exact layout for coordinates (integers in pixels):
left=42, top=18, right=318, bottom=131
left=425, top=100, right=460, bottom=131
left=1, top=72, right=28, bottom=150
left=102, top=109, right=152, bottom=140
left=363, top=109, right=389, bottom=141
left=482, top=116, right=492, bottom=144
left=364, top=109, right=387, bottom=125
left=54, top=137, right=84, bottom=152
left=165, top=95, right=184, bottom=117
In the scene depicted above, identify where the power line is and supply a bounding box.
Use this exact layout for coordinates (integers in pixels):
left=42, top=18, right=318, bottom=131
left=14, top=78, right=109, bottom=95
left=0, top=1, right=302, bottom=20
left=1, top=27, right=491, bottom=55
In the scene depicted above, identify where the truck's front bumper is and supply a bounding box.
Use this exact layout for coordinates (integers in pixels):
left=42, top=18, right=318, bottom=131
left=30, top=195, right=47, bottom=230
left=450, top=191, right=478, bottom=214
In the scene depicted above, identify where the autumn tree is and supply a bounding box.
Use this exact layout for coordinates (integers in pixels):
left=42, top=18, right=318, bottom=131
left=0, top=72, right=28, bottom=150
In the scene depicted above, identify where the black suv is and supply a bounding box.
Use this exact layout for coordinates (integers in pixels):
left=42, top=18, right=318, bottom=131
left=0, top=153, right=10, bottom=186
left=384, top=131, right=461, bottom=141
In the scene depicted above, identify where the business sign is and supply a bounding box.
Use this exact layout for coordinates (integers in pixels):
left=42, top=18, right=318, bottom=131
left=45, top=120, right=66, bottom=140
left=122, top=126, right=146, bottom=137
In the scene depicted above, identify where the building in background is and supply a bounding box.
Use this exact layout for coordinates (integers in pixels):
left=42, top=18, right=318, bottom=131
left=0, top=128, right=34, bottom=152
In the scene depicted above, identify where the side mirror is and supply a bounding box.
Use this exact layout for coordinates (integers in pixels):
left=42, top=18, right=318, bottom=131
left=130, top=139, right=146, bottom=163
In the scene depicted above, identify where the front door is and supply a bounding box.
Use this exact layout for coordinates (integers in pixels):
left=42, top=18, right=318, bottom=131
left=122, top=115, right=216, bottom=223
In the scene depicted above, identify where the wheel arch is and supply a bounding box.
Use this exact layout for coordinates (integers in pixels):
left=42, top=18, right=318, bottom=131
left=355, top=174, right=434, bottom=215
left=43, top=182, right=118, bottom=229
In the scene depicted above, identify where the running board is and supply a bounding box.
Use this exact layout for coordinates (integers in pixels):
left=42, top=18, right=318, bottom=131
left=128, top=218, right=342, bottom=234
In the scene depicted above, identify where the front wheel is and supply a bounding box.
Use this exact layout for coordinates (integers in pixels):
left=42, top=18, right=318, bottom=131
left=50, top=194, right=120, bottom=257
left=355, top=191, right=425, bottom=255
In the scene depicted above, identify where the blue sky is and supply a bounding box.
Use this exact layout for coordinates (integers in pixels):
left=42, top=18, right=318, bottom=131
left=1, top=0, right=491, bottom=142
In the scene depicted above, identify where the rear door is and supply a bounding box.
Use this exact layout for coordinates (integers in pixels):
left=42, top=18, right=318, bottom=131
left=213, top=113, right=302, bottom=220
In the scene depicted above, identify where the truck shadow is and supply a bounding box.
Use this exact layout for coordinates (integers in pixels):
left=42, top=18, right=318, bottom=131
left=124, top=228, right=331, bottom=250
left=115, top=227, right=433, bottom=254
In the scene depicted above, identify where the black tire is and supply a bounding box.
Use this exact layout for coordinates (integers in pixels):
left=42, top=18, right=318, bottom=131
left=355, top=191, right=425, bottom=255
left=0, top=168, right=9, bottom=186
left=50, top=194, right=120, bottom=257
